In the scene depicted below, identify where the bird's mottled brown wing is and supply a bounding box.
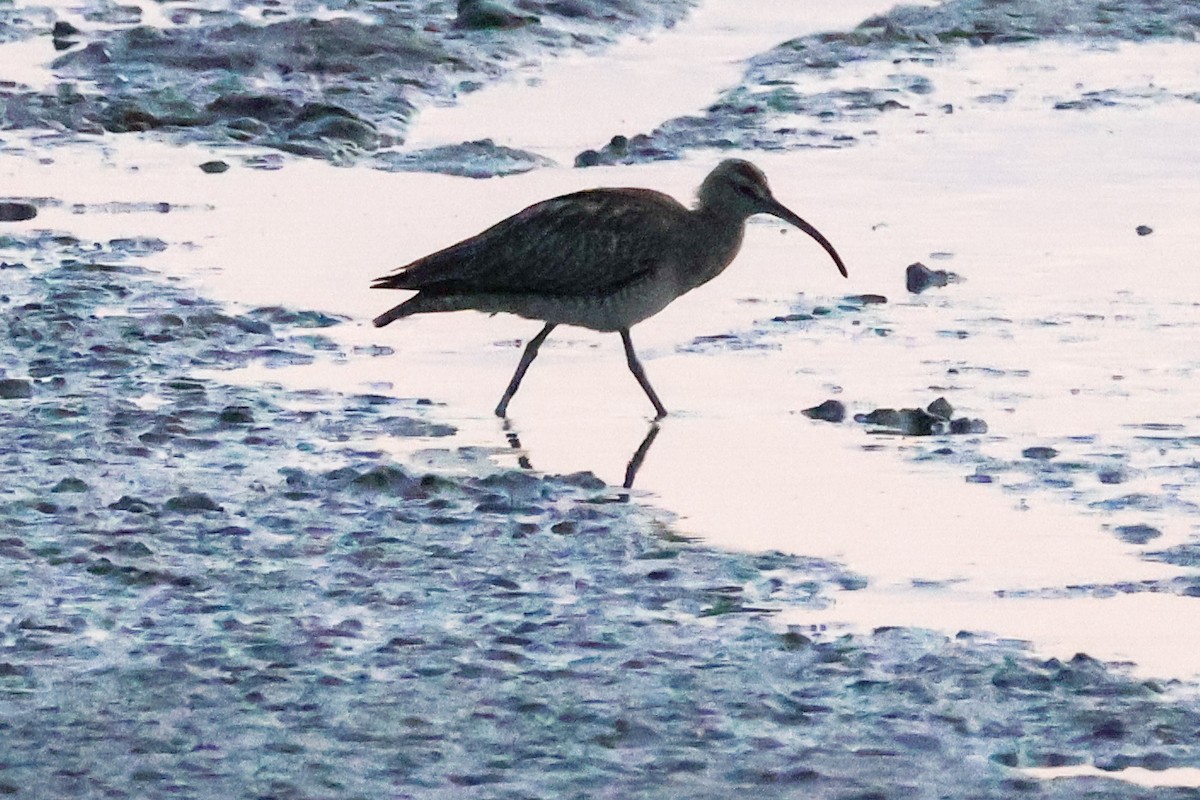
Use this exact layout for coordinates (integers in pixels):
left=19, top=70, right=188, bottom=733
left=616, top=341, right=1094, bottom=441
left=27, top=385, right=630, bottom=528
left=371, top=188, right=690, bottom=297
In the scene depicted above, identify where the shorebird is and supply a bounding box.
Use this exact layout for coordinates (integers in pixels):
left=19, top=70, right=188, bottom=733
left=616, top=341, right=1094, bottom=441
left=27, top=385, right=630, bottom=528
left=372, top=159, right=848, bottom=418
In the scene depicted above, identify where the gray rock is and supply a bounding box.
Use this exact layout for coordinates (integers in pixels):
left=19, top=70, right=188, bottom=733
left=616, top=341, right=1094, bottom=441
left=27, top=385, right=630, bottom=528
left=207, top=93, right=300, bottom=123
left=926, top=396, right=954, bottom=420
left=1112, top=523, right=1161, bottom=545
left=109, top=495, right=153, bottom=513
left=218, top=405, right=254, bottom=425
left=52, top=20, right=81, bottom=39
left=289, top=104, right=380, bottom=150
left=856, top=407, right=945, bottom=436
left=455, top=0, right=538, bottom=30
left=0, top=203, right=37, bottom=223
left=802, top=399, right=846, bottom=423
left=949, top=417, right=988, bottom=435
left=906, top=261, right=959, bottom=293
left=164, top=492, right=223, bottom=513
left=375, top=139, right=554, bottom=178
left=0, top=378, right=33, bottom=399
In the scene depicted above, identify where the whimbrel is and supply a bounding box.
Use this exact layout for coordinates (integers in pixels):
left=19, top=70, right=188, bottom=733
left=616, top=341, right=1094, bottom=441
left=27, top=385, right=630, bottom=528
left=372, top=159, right=848, bottom=418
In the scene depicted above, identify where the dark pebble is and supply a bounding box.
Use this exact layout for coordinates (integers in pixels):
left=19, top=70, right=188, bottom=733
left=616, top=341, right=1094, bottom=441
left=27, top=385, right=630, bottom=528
left=163, top=381, right=206, bottom=399
left=52, top=20, right=81, bottom=38
left=0, top=203, right=37, bottom=223
left=856, top=408, right=897, bottom=425
left=559, top=471, right=606, bottom=490
left=845, top=293, right=888, bottom=305
left=1135, top=225, right=1153, bottom=236
left=218, top=405, right=255, bottom=425
left=802, top=399, right=845, bottom=423
left=207, top=93, right=299, bottom=122
left=164, top=492, right=223, bottom=513
left=779, top=631, right=811, bottom=651
left=856, top=407, right=944, bottom=436
left=898, top=409, right=944, bottom=435
left=1022, top=446, right=1059, bottom=460
left=51, top=477, right=89, bottom=493
left=950, top=417, right=988, bottom=435
left=1112, top=524, right=1161, bottom=545
left=837, top=574, right=868, bottom=590
left=926, top=396, right=954, bottom=420
left=200, top=160, right=230, bottom=174
left=906, top=261, right=958, bottom=294
left=575, top=149, right=601, bottom=167
left=0, top=379, right=33, bottom=399
left=109, top=495, right=153, bottom=513
left=291, top=104, right=380, bottom=150
left=454, top=0, right=538, bottom=29
left=349, top=465, right=416, bottom=493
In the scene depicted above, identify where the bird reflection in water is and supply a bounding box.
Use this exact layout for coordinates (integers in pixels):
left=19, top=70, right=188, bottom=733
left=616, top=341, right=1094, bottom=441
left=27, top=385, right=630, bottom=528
left=502, top=420, right=661, bottom=497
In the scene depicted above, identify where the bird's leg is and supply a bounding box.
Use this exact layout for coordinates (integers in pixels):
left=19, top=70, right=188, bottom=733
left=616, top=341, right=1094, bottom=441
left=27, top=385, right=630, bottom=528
left=620, top=329, right=668, bottom=419
left=495, top=323, right=556, bottom=417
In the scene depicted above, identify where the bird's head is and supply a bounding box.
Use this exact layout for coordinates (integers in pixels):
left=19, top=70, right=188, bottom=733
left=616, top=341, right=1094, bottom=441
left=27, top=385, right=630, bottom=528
left=699, top=159, right=848, bottom=278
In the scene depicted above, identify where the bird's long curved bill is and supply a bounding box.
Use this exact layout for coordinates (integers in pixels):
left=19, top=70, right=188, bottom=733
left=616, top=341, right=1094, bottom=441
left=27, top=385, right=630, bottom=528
left=768, top=200, right=849, bottom=278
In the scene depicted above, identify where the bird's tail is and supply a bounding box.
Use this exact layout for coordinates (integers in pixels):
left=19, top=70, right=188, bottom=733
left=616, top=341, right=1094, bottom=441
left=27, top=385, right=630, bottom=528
left=373, top=298, right=419, bottom=328
left=374, top=293, right=473, bottom=327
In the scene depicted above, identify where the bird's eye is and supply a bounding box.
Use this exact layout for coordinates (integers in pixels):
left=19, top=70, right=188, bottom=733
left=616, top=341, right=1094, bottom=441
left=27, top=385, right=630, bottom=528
left=736, top=183, right=758, bottom=199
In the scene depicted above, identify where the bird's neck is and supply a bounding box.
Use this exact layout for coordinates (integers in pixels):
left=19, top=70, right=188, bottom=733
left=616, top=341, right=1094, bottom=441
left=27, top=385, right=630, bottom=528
left=686, top=205, right=747, bottom=289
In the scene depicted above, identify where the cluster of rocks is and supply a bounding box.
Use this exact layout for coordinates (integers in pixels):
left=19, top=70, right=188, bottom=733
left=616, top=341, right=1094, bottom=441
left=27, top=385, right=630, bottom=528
left=804, top=395, right=988, bottom=437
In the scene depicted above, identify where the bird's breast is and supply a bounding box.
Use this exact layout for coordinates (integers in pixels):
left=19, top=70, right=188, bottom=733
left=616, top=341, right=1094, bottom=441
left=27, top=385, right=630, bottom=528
left=678, top=220, right=745, bottom=292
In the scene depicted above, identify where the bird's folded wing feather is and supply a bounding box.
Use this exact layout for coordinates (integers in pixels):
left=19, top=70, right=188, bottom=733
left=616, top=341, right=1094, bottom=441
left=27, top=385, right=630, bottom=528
left=372, top=189, right=689, bottom=297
